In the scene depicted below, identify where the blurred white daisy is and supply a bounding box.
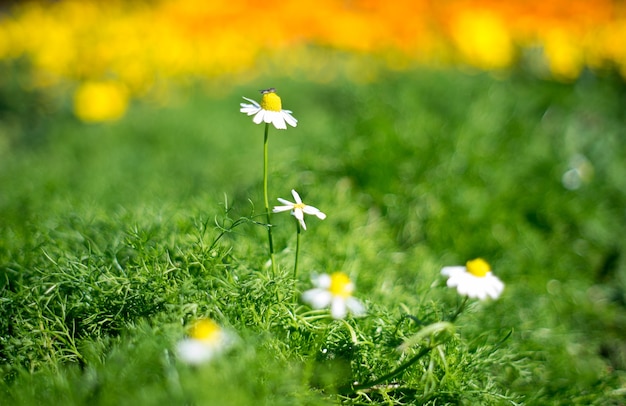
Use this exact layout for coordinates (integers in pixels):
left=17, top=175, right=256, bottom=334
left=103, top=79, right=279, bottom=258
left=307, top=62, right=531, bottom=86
left=240, top=88, right=298, bottom=130
left=562, top=153, right=594, bottom=190
left=441, top=258, right=504, bottom=300
left=302, top=272, right=366, bottom=319
left=176, top=318, right=234, bottom=365
left=273, top=189, right=326, bottom=230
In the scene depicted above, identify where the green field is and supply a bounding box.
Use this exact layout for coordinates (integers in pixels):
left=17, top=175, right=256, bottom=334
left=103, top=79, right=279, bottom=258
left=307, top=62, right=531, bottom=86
left=1, top=66, right=626, bottom=405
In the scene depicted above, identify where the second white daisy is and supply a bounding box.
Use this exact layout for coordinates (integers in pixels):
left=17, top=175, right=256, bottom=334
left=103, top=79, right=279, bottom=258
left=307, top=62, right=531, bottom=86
left=302, top=272, right=366, bottom=319
left=273, top=189, right=326, bottom=230
left=176, top=318, right=235, bottom=365
left=441, top=258, right=504, bottom=300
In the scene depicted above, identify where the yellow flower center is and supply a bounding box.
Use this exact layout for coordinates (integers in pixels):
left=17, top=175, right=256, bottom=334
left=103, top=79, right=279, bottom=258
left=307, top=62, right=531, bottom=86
left=293, top=203, right=306, bottom=210
left=260, top=91, right=282, bottom=112
left=189, top=319, right=222, bottom=343
left=329, top=272, right=354, bottom=298
left=466, top=258, right=491, bottom=277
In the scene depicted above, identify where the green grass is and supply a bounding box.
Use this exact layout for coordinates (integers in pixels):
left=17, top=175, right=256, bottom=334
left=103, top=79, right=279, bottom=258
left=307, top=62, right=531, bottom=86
left=1, top=65, right=626, bottom=405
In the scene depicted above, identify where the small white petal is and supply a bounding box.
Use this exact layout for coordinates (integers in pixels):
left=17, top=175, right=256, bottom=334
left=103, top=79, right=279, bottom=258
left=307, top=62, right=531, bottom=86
left=291, top=190, right=303, bottom=204
left=263, top=110, right=276, bottom=124
left=176, top=339, right=214, bottom=365
left=302, top=289, right=332, bottom=309
left=446, top=275, right=461, bottom=288
left=241, top=97, right=260, bottom=106
left=346, top=297, right=366, bottom=317
left=302, top=205, right=324, bottom=217
left=483, top=284, right=499, bottom=300
left=276, top=198, right=295, bottom=206
left=272, top=205, right=293, bottom=213
left=441, top=266, right=466, bottom=277
left=330, top=298, right=348, bottom=319
left=292, top=209, right=306, bottom=230
left=240, top=104, right=260, bottom=115
left=293, top=208, right=305, bottom=221
left=312, top=273, right=332, bottom=289
left=283, top=111, right=298, bottom=127
left=253, top=110, right=265, bottom=124
left=272, top=114, right=287, bottom=130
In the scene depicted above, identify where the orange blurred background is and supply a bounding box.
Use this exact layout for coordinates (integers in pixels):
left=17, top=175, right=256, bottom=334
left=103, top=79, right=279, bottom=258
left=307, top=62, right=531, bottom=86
left=1, top=0, right=624, bottom=121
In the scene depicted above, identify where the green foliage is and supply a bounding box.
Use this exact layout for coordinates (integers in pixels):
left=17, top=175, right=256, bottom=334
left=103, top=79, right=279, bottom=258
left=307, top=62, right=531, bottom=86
left=1, top=68, right=626, bottom=405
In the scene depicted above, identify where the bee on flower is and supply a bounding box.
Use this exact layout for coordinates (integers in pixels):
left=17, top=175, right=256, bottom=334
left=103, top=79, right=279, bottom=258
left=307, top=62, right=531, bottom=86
left=302, top=272, right=366, bottom=319
left=176, top=318, right=235, bottom=365
left=441, top=258, right=504, bottom=300
left=240, top=88, right=298, bottom=130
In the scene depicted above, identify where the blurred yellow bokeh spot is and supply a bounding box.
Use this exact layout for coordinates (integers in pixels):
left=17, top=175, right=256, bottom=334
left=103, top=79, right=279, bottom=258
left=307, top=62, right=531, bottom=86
left=451, top=10, right=514, bottom=70
left=73, top=80, right=129, bottom=123
left=542, top=30, right=584, bottom=80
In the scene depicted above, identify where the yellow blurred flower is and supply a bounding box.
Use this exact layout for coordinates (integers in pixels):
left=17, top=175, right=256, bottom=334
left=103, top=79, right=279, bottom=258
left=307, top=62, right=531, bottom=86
left=73, top=80, right=129, bottom=123
left=1, top=0, right=625, bottom=95
left=450, top=10, right=514, bottom=70
left=542, top=29, right=584, bottom=81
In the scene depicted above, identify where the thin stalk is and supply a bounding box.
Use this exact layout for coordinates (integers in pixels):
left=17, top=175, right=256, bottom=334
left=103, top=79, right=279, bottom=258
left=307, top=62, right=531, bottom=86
left=339, top=345, right=434, bottom=395
left=294, top=221, right=301, bottom=278
left=448, top=296, right=468, bottom=322
left=263, top=123, right=276, bottom=274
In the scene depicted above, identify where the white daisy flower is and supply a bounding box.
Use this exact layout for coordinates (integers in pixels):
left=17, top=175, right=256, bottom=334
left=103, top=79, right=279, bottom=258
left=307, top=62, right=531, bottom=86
left=273, top=189, right=326, bottom=230
left=176, top=319, right=234, bottom=365
left=240, top=88, right=298, bottom=130
left=302, top=272, right=366, bottom=319
left=441, top=258, right=504, bottom=300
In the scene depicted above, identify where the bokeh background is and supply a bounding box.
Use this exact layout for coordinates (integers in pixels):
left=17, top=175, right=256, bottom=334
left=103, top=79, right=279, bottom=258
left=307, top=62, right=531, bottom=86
left=0, top=0, right=625, bottom=123
left=2, top=1, right=626, bottom=404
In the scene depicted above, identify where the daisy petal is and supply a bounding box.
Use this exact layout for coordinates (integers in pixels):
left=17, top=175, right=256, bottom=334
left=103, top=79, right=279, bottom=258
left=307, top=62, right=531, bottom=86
left=302, top=289, right=332, bottom=309
left=263, top=110, right=276, bottom=124
left=272, top=205, right=293, bottom=213
left=346, top=297, right=366, bottom=317
left=291, top=190, right=302, bottom=204
left=298, top=218, right=307, bottom=230
left=441, top=266, right=466, bottom=277
left=272, top=114, right=287, bottom=130
left=176, top=339, right=214, bottom=365
left=283, top=111, right=298, bottom=127
left=277, top=198, right=294, bottom=205
left=330, top=298, right=348, bottom=319
left=253, top=110, right=265, bottom=124
left=302, top=205, right=325, bottom=218
left=293, top=208, right=305, bottom=220
left=241, top=97, right=260, bottom=106
left=312, top=273, right=332, bottom=289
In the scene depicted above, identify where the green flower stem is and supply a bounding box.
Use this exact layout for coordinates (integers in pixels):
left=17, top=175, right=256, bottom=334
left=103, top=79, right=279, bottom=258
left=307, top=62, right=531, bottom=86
left=449, top=296, right=469, bottom=322
left=263, top=123, right=276, bottom=274
left=294, top=221, right=301, bottom=278
left=339, top=298, right=466, bottom=394
left=339, top=345, right=434, bottom=395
